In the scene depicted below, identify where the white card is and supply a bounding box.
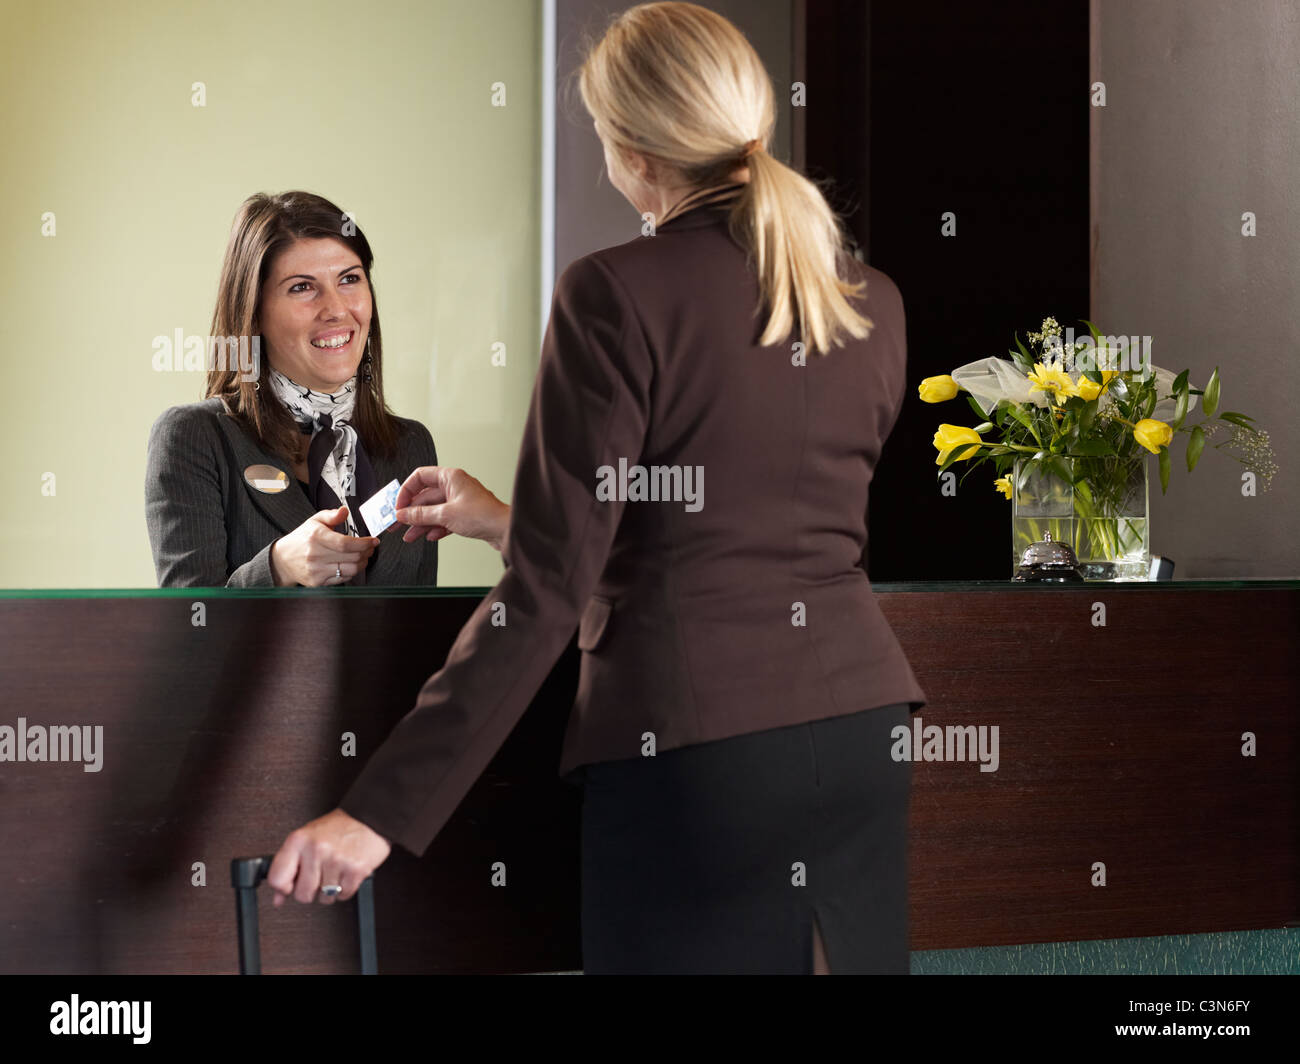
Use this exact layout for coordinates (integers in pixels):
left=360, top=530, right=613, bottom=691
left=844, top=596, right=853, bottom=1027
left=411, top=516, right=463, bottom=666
left=358, top=478, right=401, bottom=536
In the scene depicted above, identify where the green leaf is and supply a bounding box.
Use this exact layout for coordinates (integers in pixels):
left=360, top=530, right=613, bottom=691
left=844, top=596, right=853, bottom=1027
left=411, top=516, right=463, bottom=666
left=965, top=394, right=988, bottom=420
left=958, top=453, right=995, bottom=486
left=1003, top=403, right=1043, bottom=447
left=1070, top=437, right=1116, bottom=456
left=1171, top=388, right=1189, bottom=431
left=1186, top=424, right=1206, bottom=472
left=1043, top=455, right=1073, bottom=486
left=937, top=441, right=981, bottom=477
left=1172, top=368, right=1189, bottom=395
left=1080, top=319, right=1102, bottom=344
left=1202, top=366, right=1220, bottom=416
left=1011, top=336, right=1034, bottom=372
left=1078, top=402, right=1096, bottom=435
left=1218, top=412, right=1257, bottom=430
left=1158, top=446, right=1171, bottom=494
left=1015, top=458, right=1042, bottom=492
left=1133, top=379, right=1154, bottom=416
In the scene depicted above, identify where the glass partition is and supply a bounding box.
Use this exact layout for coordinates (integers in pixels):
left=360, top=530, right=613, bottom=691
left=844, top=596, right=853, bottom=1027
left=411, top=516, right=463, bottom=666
left=2, top=0, right=541, bottom=590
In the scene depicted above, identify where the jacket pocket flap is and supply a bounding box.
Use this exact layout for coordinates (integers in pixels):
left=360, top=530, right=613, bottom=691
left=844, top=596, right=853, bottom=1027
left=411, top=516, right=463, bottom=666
left=577, top=596, right=613, bottom=652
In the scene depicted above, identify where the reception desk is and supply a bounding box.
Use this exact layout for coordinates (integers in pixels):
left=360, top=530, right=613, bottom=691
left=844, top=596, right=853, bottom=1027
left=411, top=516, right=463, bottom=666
left=0, top=581, right=1295, bottom=973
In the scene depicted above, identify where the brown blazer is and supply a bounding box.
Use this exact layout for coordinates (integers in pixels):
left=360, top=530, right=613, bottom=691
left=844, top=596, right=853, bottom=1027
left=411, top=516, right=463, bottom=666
left=340, top=202, right=928, bottom=856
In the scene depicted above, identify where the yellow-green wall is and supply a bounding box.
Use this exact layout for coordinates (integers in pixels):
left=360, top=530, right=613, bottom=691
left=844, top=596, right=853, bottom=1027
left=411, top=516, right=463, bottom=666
left=0, top=0, right=541, bottom=588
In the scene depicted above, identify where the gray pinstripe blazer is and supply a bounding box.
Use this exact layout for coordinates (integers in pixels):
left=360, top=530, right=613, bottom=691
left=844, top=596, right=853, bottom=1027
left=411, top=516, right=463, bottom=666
left=144, top=397, right=439, bottom=587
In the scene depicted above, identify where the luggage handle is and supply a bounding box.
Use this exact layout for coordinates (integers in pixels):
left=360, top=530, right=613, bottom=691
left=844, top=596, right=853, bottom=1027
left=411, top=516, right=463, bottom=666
left=230, top=855, right=377, bottom=975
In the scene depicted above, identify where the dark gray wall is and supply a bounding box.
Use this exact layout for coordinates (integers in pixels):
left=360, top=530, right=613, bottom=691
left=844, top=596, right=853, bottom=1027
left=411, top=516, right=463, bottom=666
left=1092, top=0, right=1298, bottom=577
left=554, top=0, right=794, bottom=272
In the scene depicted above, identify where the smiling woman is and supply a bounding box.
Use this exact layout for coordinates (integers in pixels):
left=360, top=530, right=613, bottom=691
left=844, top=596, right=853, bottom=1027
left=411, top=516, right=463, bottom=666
left=144, top=191, right=441, bottom=588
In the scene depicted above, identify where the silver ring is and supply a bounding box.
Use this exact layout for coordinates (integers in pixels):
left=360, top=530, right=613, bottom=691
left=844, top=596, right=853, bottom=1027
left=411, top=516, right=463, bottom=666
left=335, top=563, right=342, bottom=579
left=320, top=884, right=343, bottom=897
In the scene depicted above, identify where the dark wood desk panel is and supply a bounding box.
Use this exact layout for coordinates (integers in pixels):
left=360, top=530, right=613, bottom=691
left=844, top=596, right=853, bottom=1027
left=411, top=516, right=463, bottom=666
left=0, top=584, right=1295, bottom=972
left=887, top=586, right=1299, bottom=948
left=0, top=594, right=581, bottom=974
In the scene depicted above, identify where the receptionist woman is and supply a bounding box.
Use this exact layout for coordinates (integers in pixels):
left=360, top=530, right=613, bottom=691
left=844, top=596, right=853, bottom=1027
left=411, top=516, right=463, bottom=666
left=145, top=191, right=440, bottom=588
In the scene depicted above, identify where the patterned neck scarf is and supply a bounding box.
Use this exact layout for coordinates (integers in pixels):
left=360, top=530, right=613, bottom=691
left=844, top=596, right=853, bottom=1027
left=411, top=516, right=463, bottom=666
left=268, top=368, right=362, bottom=536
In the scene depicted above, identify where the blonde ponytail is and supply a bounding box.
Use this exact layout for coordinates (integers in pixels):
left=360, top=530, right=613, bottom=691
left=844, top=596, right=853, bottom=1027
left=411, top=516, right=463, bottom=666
left=731, top=147, right=872, bottom=352
left=579, top=1, right=873, bottom=355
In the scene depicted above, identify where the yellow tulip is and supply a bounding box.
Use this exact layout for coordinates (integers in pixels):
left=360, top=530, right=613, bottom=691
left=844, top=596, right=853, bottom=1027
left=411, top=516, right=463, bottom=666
left=1133, top=418, right=1173, bottom=454
left=918, top=375, right=959, bottom=403
left=1026, top=362, right=1078, bottom=405
left=1075, top=376, right=1102, bottom=401
left=1074, top=370, right=1117, bottom=401
left=933, top=424, right=984, bottom=465
left=994, top=475, right=1013, bottom=499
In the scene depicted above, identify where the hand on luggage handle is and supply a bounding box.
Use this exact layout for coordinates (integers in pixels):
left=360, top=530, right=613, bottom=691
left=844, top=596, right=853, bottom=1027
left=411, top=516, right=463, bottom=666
left=231, top=855, right=377, bottom=975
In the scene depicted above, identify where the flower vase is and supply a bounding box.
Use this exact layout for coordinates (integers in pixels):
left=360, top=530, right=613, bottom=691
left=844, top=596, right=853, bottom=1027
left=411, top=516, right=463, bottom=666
left=1011, top=456, right=1150, bottom=581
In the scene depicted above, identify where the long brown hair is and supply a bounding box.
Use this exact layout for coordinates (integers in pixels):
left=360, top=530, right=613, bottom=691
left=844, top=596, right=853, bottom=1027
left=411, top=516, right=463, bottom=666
left=578, top=2, right=872, bottom=355
left=205, top=190, right=400, bottom=462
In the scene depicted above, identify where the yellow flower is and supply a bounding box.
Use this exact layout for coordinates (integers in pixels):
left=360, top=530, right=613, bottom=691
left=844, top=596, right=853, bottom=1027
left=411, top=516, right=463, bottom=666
left=918, top=375, right=959, bottom=403
left=1074, top=370, right=1118, bottom=401
left=994, top=475, right=1013, bottom=499
left=1133, top=418, right=1173, bottom=454
left=933, top=423, right=984, bottom=465
left=1026, top=362, right=1078, bottom=405
left=1075, top=376, right=1102, bottom=401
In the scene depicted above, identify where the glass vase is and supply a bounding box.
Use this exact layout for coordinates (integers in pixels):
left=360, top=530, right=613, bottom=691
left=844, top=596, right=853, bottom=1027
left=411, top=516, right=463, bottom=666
left=1011, top=456, right=1150, bottom=581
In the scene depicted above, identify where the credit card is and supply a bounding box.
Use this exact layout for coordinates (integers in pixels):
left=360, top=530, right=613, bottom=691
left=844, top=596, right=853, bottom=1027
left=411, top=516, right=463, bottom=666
left=358, top=478, right=401, bottom=536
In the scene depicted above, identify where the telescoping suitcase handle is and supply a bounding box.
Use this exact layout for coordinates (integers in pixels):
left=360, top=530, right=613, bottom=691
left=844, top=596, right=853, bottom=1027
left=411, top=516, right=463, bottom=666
left=230, top=855, right=377, bottom=975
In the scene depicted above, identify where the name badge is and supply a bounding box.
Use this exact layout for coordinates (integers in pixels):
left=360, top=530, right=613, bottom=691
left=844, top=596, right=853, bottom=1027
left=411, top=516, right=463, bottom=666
left=243, top=464, right=289, bottom=494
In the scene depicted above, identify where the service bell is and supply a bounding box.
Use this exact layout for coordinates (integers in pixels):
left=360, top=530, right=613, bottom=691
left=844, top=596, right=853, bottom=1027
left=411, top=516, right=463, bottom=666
left=1012, top=531, right=1084, bottom=582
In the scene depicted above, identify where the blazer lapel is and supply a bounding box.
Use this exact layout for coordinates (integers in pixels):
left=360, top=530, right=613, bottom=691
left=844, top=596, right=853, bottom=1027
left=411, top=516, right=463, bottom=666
left=216, top=407, right=426, bottom=585
left=217, top=417, right=317, bottom=536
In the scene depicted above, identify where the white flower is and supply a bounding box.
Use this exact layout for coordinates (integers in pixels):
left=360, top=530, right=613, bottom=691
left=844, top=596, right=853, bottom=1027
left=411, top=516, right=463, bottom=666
left=951, top=357, right=1052, bottom=410
left=948, top=356, right=1197, bottom=421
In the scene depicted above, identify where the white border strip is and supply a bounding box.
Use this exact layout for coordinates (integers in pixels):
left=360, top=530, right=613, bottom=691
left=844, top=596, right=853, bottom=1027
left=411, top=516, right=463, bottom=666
left=540, top=0, right=557, bottom=351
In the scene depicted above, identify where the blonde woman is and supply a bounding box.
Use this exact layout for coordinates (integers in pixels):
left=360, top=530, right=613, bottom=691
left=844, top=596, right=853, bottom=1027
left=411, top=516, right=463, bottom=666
left=269, top=2, right=927, bottom=974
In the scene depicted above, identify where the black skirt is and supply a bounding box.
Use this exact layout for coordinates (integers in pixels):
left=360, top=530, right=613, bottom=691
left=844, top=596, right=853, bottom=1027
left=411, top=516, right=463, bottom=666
left=578, top=702, right=912, bottom=974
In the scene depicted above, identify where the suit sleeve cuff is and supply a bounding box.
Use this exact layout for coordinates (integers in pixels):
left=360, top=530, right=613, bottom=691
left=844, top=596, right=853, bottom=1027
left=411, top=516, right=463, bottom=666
left=338, top=787, right=422, bottom=857
left=226, top=542, right=277, bottom=587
